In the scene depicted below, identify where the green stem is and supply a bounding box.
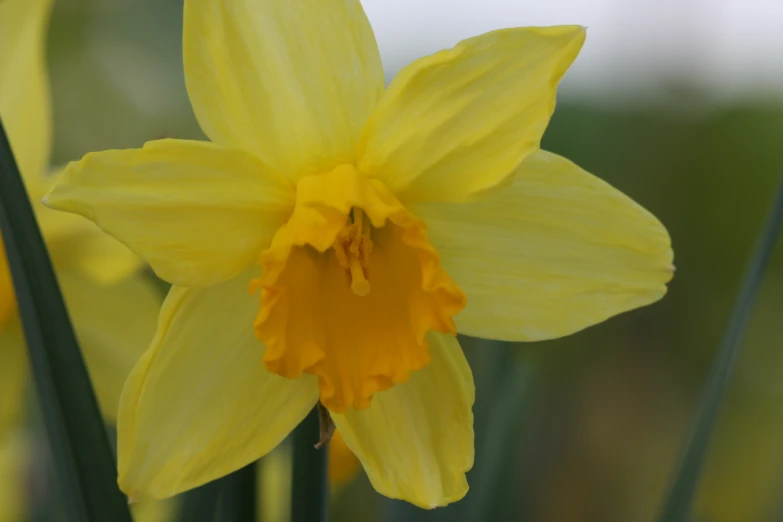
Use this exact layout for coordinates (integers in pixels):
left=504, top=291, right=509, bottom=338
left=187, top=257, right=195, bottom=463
left=466, top=357, right=532, bottom=521
left=0, top=119, right=133, bottom=521
left=291, top=408, right=329, bottom=522
left=218, top=462, right=258, bottom=521
left=658, top=175, right=783, bottom=521
left=177, top=480, right=222, bottom=522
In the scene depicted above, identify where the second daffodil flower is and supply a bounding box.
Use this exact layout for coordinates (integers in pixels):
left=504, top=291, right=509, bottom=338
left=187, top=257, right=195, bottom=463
left=45, top=0, right=674, bottom=509
left=2, top=0, right=167, bottom=518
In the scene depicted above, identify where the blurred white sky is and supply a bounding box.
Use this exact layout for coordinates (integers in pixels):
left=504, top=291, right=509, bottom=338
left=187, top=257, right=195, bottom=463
left=362, top=0, right=783, bottom=101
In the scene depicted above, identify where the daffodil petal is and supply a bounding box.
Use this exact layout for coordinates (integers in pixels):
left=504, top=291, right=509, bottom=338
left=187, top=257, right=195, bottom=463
left=44, top=139, right=294, bottom=287
left=412, top=150, right=674, bottom=341
left=28, top=169, right=92, bottom=239
left=59, top=272, right=160, bottom=423
left=0, top=322, right=28, bottom=522
left=331, top=332, right=474, bottom=508
left=183, top=0, right=384, bottom=179
left=0, top=321, right=27, bottom=433
left=0, top=0, right=52, bottom=182
left=118, top=268, right=319, bottom=499
left=357, top=26, right=585, bottom=203
left=49, top=229, right=143, bottom=286
left=33, top=169, right=142, bottom=285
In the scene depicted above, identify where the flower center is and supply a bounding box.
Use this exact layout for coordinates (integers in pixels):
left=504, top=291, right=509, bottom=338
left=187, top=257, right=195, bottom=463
left=333, top=208, right=372, bottom=297
left=250, top=165, right=466, bottom=412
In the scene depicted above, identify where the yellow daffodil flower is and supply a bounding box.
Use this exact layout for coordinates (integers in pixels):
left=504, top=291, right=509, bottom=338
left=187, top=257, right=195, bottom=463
left=45, top=0, right=673, bottom=508
left=0, top=0, right=165, bottom=518
left=0, top=429, right=27, bottom=522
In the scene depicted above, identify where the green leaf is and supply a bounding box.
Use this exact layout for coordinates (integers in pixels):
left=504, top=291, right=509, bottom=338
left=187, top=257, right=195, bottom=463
left=291, top=408, right=328, bottom=522
left=217, top=463, right=258, bottom=521
left=176, top=462, right=259, bottom=522
left=0, top=119, right=132, bottom=521
left=177, top=480, right=222, bottom=522
left=464, top=354, right=532, bottom=521
left=658, top=176, right=783, bottom=521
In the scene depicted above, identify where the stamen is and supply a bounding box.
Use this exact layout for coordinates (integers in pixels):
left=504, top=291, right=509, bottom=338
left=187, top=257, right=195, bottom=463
left=360, top=216, right=372, bottom=264
left=349, top=256, right=370, bottom=296
left=331, top=208, right=373, bottom=296
left=350, top=208, right=363, bottom=256
left=333, top=238, right=349, bottom=269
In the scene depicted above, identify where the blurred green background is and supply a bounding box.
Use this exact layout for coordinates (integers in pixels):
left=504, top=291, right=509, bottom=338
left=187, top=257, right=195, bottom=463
left=31, top=0, right=783, bottom=521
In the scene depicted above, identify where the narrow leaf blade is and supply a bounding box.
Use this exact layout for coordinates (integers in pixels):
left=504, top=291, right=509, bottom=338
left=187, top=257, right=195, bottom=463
left=291, top=408, right=329, bottom=522
left=217, top=463, right=258, bottom=521
left=0, top=118, right=132, bottom=521
left=658, top=174, right=783, bottom=521
left=176, top=480, right=222, bottom=522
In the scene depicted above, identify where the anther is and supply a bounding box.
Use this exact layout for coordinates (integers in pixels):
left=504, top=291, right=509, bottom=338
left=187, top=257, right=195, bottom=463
left=349, top=256, right=370, bottom=296
left=332, top=208, right=373, bottom=296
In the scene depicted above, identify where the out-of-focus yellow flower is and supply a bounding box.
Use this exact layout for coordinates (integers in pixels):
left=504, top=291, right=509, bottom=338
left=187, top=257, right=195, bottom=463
left=329, top=430, right=361, bottom=487
left=0, top=0, right=164, bottom=518
left=0, top=429, right=28, bottom=522
left=260, top=445, right=291, bottom=522
left=130, top=498, right=177, bottom=522
left=45, top=0, right=673, bottom=508
left=0, top=245, right=14, bottom=327
left=0, top=7, right=54, bottom=505
left=0, top=0, right=157, bottom=424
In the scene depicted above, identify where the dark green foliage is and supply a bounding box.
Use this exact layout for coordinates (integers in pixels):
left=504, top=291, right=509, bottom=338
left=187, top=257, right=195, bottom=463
left=0, top=119, right=132, bottom=521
